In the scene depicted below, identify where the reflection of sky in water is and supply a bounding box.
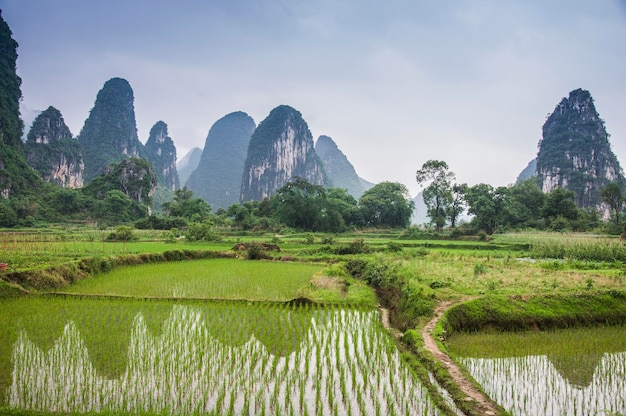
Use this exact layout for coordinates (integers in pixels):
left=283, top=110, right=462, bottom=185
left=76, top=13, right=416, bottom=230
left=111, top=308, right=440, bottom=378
left=7, top=306, right=440, bottom=415
left=460, top=354, right=626, bottom=416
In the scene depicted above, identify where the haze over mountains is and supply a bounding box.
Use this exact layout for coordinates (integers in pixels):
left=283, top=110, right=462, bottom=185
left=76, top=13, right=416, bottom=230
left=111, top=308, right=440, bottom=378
left=1, top=5, right=622, bottom=221
left=10, top=75, right=625, bottom=224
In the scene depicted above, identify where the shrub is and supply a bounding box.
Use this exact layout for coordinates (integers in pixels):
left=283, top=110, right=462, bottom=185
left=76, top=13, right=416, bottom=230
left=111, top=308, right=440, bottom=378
left=245, top=242, right=271, bottom=260
left=387, top=242, right=402, bottom=252
left=473, top=263, right=488, bottom=276
left=334, top=238, right=371, bottom=255
left=106, top=226, right=137, bottom=242
left=184, top=222, right=222, bottom=242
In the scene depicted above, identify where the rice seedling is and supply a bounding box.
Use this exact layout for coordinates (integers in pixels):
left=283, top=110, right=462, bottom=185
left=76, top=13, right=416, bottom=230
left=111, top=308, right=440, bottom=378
left=448, top=326, right=626, bottom=415
left=1, top=297, right=442, bottom=415
left=61, top=258, right=324, bottom=301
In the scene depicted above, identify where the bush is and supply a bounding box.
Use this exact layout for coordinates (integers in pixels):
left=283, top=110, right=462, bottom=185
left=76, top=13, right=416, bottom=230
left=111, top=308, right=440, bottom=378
left=184, top=222, right=222, bottom=242
left=245, top=242, right=271, bottom=260
left=334, top=238, right=371, bottom=255
left=387, top=241, right=402, bottom=252
left=106, top=226, right=137, bottom=242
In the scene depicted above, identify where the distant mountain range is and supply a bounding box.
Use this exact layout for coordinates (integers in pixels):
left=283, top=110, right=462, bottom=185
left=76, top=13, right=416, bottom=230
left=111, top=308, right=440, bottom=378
left=3, top=8, right=622, bottom=218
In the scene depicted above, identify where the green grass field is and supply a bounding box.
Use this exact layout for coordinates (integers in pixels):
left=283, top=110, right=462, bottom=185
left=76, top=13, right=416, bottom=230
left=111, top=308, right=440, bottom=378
left=60, top=258, right=324, bottom=301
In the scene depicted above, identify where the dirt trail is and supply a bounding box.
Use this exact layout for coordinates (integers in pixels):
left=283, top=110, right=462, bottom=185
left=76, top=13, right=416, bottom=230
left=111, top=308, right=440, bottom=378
left=421, top=300, right=500, bottom=416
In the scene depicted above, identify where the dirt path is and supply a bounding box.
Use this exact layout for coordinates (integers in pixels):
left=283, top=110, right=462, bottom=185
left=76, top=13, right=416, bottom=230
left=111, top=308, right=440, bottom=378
left=378, top=306, right=402, bottom=339
left=421, top=300, right=500, bottom=416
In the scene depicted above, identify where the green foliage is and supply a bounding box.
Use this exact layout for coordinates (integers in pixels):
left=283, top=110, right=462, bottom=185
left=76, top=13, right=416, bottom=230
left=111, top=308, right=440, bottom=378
left=273, top=177, right=327, bottom=231
left=184, top=222, right=221, bottom=242
left=243, top=241, right=271, bottom=260
left=543, top=187, right=579, bottom=226
left=334, top=238, right=371, bottom=255
left=81, top=158, right=156, bottom=224
left=106, top=226, right=137, bottom=242
left=162, top=187, right=211, bottom=221
left=600, top=182, right=623, bottom=226
left=464, top=183, right=508, bottom=234
left=536, top=89, right=625, bottom=211
left=134, top=215, right=188, bottom=230
left=444, top=294, right=626, bottom=333
left=0, top=201, right=17, bottom=227
left=358, top=181, right=414, bottom=228
left=416, top=160, right=456, bottom=230
left=0, top=12, right=24, bottom=149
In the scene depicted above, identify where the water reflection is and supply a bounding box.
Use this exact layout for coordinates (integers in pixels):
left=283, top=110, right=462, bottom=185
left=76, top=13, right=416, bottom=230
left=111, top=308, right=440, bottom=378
left=460, top=353, right=626, bottom=415
left=7, top=306, right=439, bottom=415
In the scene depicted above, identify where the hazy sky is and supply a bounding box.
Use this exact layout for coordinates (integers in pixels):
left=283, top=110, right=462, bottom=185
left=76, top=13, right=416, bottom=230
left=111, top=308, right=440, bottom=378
left=3, top=0, right=626, bottom=196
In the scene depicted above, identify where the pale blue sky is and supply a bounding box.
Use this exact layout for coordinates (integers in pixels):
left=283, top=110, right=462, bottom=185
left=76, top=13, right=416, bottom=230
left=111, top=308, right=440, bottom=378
left=3, top=0, right=626, bottom=195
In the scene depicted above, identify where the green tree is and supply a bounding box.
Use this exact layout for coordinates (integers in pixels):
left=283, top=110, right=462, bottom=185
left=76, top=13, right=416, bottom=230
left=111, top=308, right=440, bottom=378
left=324, top=188, right=362, bottom=230
left=0, top=201, right=17, bottom=227
left=464, top=184, right=508, bottom=234
left=162, top=187, right=211, bottom=221
left=416, top=160, right=455, bottom=231
left=600, top=183, right=623, bottom=226
left=543, top=187, right=579, bottom=230
left=448, top=183, right=467, bottom=228
left=504, top=179, right=546, bottom=229
left=358, top=182, right=414, bottom=228
left=272, top=177, right=326, bottom=231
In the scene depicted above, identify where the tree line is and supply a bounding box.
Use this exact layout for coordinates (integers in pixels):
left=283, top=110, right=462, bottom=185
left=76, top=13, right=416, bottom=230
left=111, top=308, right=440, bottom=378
left=2, top=156, right=624, bottom=236
left=416, top=159, right=623, bottom=235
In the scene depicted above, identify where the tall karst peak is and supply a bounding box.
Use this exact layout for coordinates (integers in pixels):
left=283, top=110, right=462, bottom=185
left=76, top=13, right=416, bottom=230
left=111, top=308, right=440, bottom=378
left=77, top=77, right=144, bottom=182
left=24, top=106, right=84, bottom=188
left=145, top=120, right=179, bottom=191
left=536, top=88, right=624, bottom=214
left=241, top=105, right=329, bottom=202
left=0, top=10, right=42, bottom=197
left=315, top=135, right=368, bottom=199
left=186, top=111, right=255, bottom=209
left=26, top=106, right=72, bottom=144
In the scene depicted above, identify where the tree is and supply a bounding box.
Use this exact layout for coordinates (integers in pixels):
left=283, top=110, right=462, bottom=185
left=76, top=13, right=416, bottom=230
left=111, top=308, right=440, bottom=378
left=319, top=188, right=362, bottom=232
left=504, top=179, right=545, bottom=229
left=416, top=160, right=455, bottom=231
left=464, top=184, right=508, bottom=234
left=358, top=182, right=414, bottom=228
left=543, top=187, right=578, bottom=220
left=600, top=183, right=623, bottom=226
left=272, top=177, right=326, bottom=231
left=448, top=183, right=467, bottom=228
left=162, top=187, right=211, bottom=221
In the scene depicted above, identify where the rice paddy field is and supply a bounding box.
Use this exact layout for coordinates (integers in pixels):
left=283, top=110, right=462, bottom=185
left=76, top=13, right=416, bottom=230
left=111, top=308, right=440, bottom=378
left=0, top=298, right=443, bottom=416
left=447, top=326, right=626, bottom=415
left=60, top=259, right=325, bottom=301
left=2, top=228, right=626, bottom=415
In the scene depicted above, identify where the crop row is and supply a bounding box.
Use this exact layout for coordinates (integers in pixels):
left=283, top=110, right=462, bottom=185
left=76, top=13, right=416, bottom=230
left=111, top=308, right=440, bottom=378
left=3, top=301, right=441, bottom=415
